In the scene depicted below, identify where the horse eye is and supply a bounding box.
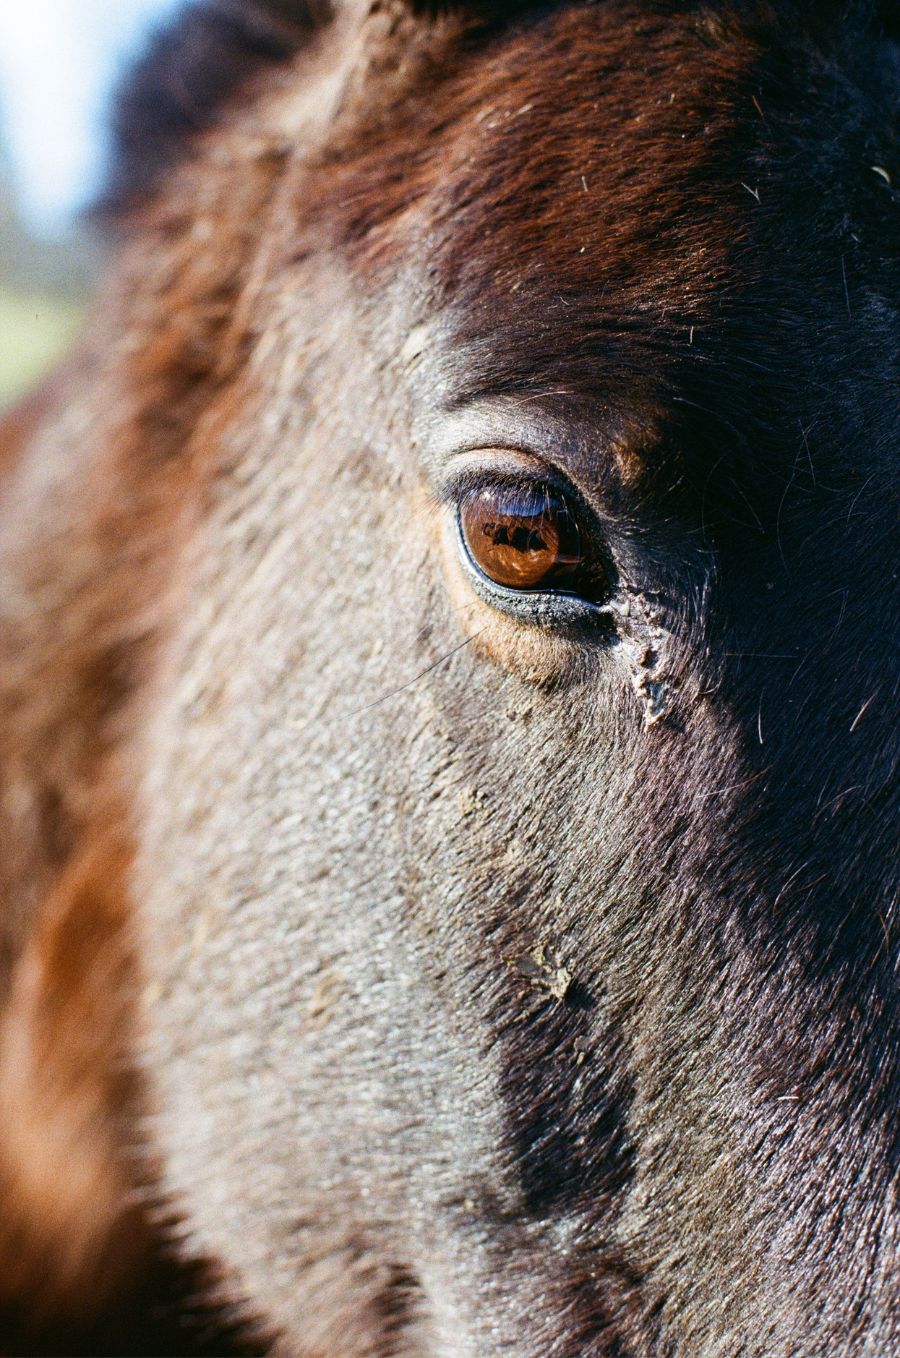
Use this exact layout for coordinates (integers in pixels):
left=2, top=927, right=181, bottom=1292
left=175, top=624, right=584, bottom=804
left=459, top=481, right=609, bottom=602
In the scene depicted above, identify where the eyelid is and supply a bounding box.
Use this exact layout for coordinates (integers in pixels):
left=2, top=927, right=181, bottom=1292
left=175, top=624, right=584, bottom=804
left=436, top=448, right=614, bottom=544
left=420, top=401, right=637, bottom=508
left=434, top=448, right=557, bottom=507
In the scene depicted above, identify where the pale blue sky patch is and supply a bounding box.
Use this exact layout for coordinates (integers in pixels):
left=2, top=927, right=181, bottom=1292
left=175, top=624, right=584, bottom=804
left=0, top=0, right=187, bottom=234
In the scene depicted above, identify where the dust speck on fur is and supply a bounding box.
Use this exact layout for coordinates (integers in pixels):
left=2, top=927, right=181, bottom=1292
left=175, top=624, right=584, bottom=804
left=457, top=785, right=484, bottom=818
left=306, top=969, right=345, bottom=1027
left=505, top=941, right=573, bottom=1002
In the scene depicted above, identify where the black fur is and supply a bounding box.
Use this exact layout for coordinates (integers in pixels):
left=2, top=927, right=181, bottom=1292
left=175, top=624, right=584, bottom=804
left=407, top=0, right=899, bottom=25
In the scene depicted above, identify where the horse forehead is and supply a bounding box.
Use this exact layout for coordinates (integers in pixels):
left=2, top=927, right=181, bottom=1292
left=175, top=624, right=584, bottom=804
left=333, top=5, right=758, bottom=305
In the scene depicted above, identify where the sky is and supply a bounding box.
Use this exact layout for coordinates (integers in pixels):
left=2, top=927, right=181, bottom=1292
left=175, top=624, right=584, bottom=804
left=0, top=0, right=186, bottom=233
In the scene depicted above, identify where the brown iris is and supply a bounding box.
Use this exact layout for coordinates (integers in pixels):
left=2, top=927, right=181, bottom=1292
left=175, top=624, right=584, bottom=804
left=460, top=481, right=597, bottom=595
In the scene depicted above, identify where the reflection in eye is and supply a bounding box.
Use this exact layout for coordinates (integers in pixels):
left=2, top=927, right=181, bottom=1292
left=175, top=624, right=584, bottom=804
left=459, top=481, right=609, bottom=602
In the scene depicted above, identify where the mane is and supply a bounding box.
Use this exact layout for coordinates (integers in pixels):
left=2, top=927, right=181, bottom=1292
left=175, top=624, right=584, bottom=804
left=99, top=0, right=330, bottom=217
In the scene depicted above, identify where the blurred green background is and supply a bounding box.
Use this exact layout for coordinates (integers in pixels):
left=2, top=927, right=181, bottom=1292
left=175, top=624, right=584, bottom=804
left=0, top=164, right=99, bottom=412
left=0, top=3, right=184, bottom=413
left=0, top=292, right=85, bottom=408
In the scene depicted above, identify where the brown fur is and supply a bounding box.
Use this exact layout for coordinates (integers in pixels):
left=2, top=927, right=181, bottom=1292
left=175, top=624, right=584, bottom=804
left=0, top=143, right=287, bottom=1348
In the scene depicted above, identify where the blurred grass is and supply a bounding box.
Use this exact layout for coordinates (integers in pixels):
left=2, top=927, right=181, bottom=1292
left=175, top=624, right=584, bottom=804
left=0, top=288, right=84, bottom=410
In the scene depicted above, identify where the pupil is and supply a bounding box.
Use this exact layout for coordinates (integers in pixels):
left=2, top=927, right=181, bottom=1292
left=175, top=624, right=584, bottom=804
left=483, top=522, right=547, bottom=554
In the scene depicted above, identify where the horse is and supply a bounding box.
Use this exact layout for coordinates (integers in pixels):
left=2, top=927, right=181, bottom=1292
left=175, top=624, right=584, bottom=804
left=0, top=0, right=897, bottom=1353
